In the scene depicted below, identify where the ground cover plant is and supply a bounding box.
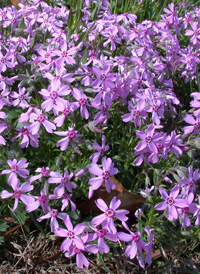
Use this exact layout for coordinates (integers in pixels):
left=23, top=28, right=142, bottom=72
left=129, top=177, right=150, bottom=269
left=0, top=0, right=200, bottom=273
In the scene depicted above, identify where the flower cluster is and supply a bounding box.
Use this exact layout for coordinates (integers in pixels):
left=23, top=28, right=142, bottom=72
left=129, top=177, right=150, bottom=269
left=0, top=0, right=200, bottom=270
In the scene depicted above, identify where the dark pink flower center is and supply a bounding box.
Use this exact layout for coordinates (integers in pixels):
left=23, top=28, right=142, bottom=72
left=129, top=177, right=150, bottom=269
left=145, top=136, right=152, bottom=143
left=50, top=91, right=57, bottom=100
left=96, top=229, right=106, bottom=238
left=79, top=98, right=86, bottom=106
left=152, top=105, right=158, bottom=112
left=74, top=247, right=81, bottom=254
left=18, top=95, right=24, bottom=100
left=38, top=194, right=47, bottom=203
left=181, top=207, right=188, bottom=213
left=105, top=208, right=114, bottom=218
left=100, top=74, right=106, bottom=81
left=67, top=130, right=76, bottom=139
left=132, top=234, right=140, bottom=242
left=61, top=177, right=68, bottom=184
left=1, top=58, right=6, bottom=63
left=11, top=165, right=18, bottom=172
left=45, top=53, right=50, bottom=58
left=194, top=122, right=199, bottom=129
left=61, top=51, right=68, bottom=57
left=13, top=189, right=21, bottom=198
left=68, top=231, right=74, bottom=239
left=41, top=168, right=49, bottom=176
left=50, top=209, right=58, bottom=217
left=102, top=170, right=109, bottom=180
left=167, top=197, right=174, bottom=205
left=63, top=108, right=70, bottom=116
left=37, top=114, right=46, bottom=122
left=134, top=110, right=140, bottom=117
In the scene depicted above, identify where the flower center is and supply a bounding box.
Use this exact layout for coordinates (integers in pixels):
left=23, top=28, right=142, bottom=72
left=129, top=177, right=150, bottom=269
left=152, top=105, right=158, bottom=112
left=74, top=247, right=81, bottom=254
left=41, top=168, right=49, bottom=176
left=100, top=74, right=106, bottom=81
left=145, top=136, right=152, bottom=143
left=102, top=170, right=109, bottom=180
left=105, top=208, right=114, bottom=218
left=63, top=108, right=70, bottom=116
left=11, top=165, right=18, bottom=172
left=37, top=114, right=46, bottom=122
left=50, top=209, right=58, bottom=217
left=38, top=194, right=47, bottom=203
left=194, top=122, right=199, bottom=129
left=79, top=98, right=86, bottom=106
left=50, top=91, right=57, bottom=100
left=61, top=177, right=68, bottom=184
left=67, top=130, right=76, bottom=139
left=13, top=189, right=21, bottom=198
left=18, top=95, right=24, bottom=100
left=61, top=51, right=68, bottom=57
left=68, top=231, right=74, bottom=239
left=1, top=58, right=6, bottom=63
left=132, top=234, right=140, bottom=242
left=167, top=197, right=174, bottom=205
left=96, top=229, right=106, bottom=238
left=133, top=110, right=140, bottom=117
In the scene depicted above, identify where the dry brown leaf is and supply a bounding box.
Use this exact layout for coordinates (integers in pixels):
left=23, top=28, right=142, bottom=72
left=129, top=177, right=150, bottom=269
left=75, top=176, right=145, bottom=216
left=10, top=0, right=22, bottom=8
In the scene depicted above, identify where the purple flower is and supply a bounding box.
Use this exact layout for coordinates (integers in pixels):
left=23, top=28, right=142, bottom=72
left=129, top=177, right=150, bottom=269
left=26, top=189, right=49, bottom=214
left=88, top=224, right=118, bottom=254
left=28, top=109, right=56, bottom=134
left=48, top=170, right=76, bottom=194
left=135, top=124, right=162, bottom=154
left=155, top=185, right=188, bottom=221
left=54, top=127, right=80, bottom=151
left=29, top=167, right=50, bottom=183
left=183, top=114, right=200, bottom=135
left=64, top=233, right=98, bottom=269
left=39, top=82, right=70, bottom=112
left=88, top=157, right=118, bottom=198
left=91, top=197, right=129, bottom=234
left=92, top=65, right=116, bottom=89
left=89, top=135, right=109, bottom=163
left=37, top=208, right=67, bottom=232
left=177, top=192, right=196, bottom=229
left=10, top=86, right=31, bottom=109
left=49, top=192, right=76, bottom=212
left=1, top=158, right=29, bottom=186
left=1, top=177, right=34, bottom=211
left=193, top=196, right=200, bottom=225
left=179, top=165, right=200, bottom=196
left=12, top=123, right=40, bottom=148
left=55, top=40, right=77, bottom=67
left=118, top=222, right=146, bottom=268
left=122, top=99, right=147, bottom=127
left=54, top=215, right=85, bottom=251
left=72, top=88, right=90, bottom=120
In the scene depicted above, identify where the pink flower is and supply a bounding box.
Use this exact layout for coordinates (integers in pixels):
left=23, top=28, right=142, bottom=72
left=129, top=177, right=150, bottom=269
left=55, top=127, right=80, bottom=151
left=72, top=88, right=90, bottom=120
left=48, top=170, right=76, bottom=194
left=54, top=215, right=85, bottom=251
left=29, top=167, right=50, bottom=183
left=39, top=82, right=70, bottom=112
left=28, top=108, right=56, bottom=134
left=37, top=208, right=67, bottom=232
left=155, top=185, right=188, bottom=221
left=1, top=177, right=34, bottom=211
left=91, top=197, right=129, bottom=234
left=88, top=157, right=118, bottom=198
left=1, top=158, right=29, bottom=186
